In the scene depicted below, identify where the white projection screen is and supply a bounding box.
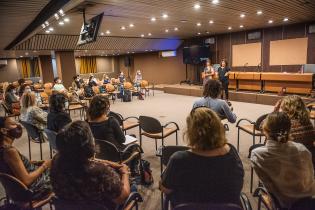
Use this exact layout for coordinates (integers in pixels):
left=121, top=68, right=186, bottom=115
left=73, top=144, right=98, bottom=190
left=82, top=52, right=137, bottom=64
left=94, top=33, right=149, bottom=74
left=270, top=37, right=308, bottom=65
left=232, top=42, right=262, bottom=67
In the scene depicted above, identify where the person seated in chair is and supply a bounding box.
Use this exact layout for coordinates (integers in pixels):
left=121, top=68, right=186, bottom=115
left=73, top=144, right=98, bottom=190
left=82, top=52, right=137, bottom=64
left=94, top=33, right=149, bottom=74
left=118, top=72, right=125, bottom=84
left=88, top=74, right=98, bottom=87
left=274, top=95, right=315, bottom=169
left=102, top=74, right=111, bottom=85
left=52, top=77, right=67, bottom=93
left=0, top=116, right=52, bottom=199
left=251, top=112, right=315, bottom=209
left=4, top=84, right=20, bottom=114
left=50, top=120, right=131, bottom=209
left=160, top=107, right=244, bottom=208
left=193, top=79, right=236, bottom=123
left=87, top=95, right=125, bottom=149
left=47, top=93, right=72, bottom=132
left=20, top=92, right=47, bottom=131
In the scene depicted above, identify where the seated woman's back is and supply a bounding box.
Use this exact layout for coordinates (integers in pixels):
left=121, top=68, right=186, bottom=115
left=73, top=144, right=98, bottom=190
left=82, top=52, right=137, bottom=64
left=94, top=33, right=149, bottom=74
left=161, top=107, right=244, bottom=207
left=162, top=144, right=243, bottom=206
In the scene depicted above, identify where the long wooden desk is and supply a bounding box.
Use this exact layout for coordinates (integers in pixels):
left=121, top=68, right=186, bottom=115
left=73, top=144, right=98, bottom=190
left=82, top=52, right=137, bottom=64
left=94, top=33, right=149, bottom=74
left=229, top=72, right=313, bottom=94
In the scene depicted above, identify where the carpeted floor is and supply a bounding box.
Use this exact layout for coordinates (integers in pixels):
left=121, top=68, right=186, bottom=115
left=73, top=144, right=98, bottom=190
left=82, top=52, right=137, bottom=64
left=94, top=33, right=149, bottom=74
left=0, top=90, right=274, bottom=209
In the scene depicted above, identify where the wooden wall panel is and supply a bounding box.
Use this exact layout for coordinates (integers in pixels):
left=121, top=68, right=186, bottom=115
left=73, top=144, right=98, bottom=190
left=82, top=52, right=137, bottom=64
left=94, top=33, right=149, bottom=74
left=216, top=33, right=231, bottom=65
left=283, top=23, right=306, bottom=39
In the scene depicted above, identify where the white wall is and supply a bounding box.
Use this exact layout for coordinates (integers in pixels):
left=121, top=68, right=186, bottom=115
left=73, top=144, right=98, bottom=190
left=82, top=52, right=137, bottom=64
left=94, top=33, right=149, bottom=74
left=0, top=59, right=21, bottom=83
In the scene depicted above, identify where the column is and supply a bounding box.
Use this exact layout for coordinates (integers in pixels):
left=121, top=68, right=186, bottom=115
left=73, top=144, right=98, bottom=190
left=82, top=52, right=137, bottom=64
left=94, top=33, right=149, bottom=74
left=55, top=51, right=76, bottom=89
left=39, top=55, right=54, bottom=83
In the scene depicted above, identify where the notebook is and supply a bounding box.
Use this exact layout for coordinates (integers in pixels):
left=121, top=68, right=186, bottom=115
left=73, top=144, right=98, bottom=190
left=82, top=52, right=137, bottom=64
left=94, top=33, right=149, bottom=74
left=123, top=135, right=138, bottom=145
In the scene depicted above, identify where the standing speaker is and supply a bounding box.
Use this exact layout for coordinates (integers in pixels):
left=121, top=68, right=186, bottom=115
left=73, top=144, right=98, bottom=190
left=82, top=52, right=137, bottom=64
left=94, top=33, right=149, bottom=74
left=124, top=56, right=132, bottom=67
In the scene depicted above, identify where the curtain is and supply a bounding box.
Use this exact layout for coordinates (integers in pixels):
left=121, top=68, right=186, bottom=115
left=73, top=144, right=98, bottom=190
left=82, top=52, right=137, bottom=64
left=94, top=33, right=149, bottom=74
left=33, top=57, right=40, bottom=77
left=80, top=56, right=97, bottom=74
left=21, top=58, right=31, bottom=78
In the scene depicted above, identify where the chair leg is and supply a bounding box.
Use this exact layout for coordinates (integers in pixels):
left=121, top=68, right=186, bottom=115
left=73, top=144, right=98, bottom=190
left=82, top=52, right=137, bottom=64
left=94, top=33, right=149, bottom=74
left=28, top=136, right=32, bottom=160
left=162, top=138, right=164, bottom=147
left=252, top=135, right=256, bottom=146
left=175, top=131, right=178, bottom=145
left=250, top=167, right=254, bottom=194
left=259, top=136, right=262, bottom=143
left=39, top=140, right=43, bottom=160
left=155, top=139, right=158, bottom=151
left=237, top=128, right=240, bottom=152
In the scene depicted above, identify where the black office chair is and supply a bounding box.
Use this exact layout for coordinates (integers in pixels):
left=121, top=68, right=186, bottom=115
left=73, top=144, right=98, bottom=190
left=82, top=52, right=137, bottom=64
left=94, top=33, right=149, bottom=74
left=20, top=121, right=46, bottom=160
left=139, top=116, right=179, bottom=151
left=0, top=173, right=53, bottom=210
left=236, top=113, right=268, bottom=152
left=109, top=112, right=139, bottom=135
left=43, top=128, right=57, bottom=158
left=52, top=192, right=143, bottom=210
left=95, top=139, right=143, bottom=165
left=156, top=145, right=190, bottom=210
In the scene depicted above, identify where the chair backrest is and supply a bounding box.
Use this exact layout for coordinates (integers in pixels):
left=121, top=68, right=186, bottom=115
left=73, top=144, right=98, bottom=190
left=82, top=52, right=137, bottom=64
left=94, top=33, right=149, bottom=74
left=140, top=80, right=149, bottom=88
left=290, top=197, right=315, bottom=210
left=1, top=103, right=12, bottom=114
left=254, top=113, right=268, bottom=131
left=0, top=173, right=33, bottom=202
left=95, top=139, right=121, bottom=162
left=105, top=84, right=115, bottom=92
left=174, top=202, right=242, bottom=210
left=52, top=197, right=109, bottom=210
left=161, top=146, right=190, bottom=166
left=44, top=128, right=57, bottom=151
left=109, top=111, right=124, bottom=126
left=139, top=116, right=162, bottom=133
left=20, top=121, right=41, bottom=140
left=124, top=82, right=133, bottom=90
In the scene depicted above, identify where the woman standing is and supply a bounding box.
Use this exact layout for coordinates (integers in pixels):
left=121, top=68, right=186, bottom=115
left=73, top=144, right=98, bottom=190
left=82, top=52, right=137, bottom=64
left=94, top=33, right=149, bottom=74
left=217, top=59, right=230, bottom=100
left=202, top=60, right=215, bottom=86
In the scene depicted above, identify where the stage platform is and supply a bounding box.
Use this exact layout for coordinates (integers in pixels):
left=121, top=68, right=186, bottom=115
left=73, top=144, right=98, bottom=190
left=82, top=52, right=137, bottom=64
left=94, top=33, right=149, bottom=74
left=157, top=84, right=313, bottom=106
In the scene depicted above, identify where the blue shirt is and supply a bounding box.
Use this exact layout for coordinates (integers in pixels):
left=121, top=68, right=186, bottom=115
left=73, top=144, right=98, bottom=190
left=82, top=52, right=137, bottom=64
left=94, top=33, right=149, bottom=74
left=193, top=97, right=237, bottom=123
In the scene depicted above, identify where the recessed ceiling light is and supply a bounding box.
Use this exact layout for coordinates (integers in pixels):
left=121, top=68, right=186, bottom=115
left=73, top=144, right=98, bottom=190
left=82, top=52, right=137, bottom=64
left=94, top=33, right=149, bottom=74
left=141, top=34, right=145, bottom=37
left=54, top=13, right=59, bottom=20
left=127, top=52, right=130, bottom=54
left=240, top=25, right=244, bottom=28
left=212, top=0, right=219, bottom=4
left=49, top=27, right=54, bottom=31
left=240, top=13, right=245, bottom=18
left=194, top=4, right=201, bottom=9
left=206, top=31, right=210, bottom=34
left=209, top=20, right=214, bottom=24
left=45, top=30, right=50, bottom=33
left=257, top=10, right=263, bottom=15
left=25, top=52, right=29, bottom=56
left=228, top=26, right=232, bottom=30
left=100, top=32, right=104, bottom=36
left=45, top=21, right=49, bottom=26
left=180, top=19, right=188, bottom=23
left=41, top=24, right=46, bottom=29
left=268, top=20, right=273, bottom=24
left=148, top=33, right=152, bottom=36
left=20, top=55, right=23, bottom=58
left=58, top=21, right=64, bottom=25
left=64, top=17, right=70, bottom=22
left=196, top=22, right=201, bottom=26
left=162, top=13, right=168, bottom=19
left=174, top=27, right=178, bottom=31
left=106, top=30, right=110, bottom=34
left=129, top=23, right=134, bottom=27
left=145, top=50, right=148, bottom=52
left=197, top=32, right=201, bottom=35
left=283, top=17, right=289, bottom=22
left=151, top=17, right=156, bottom=22
left=165, top=29, right=169, bottom=33
left=59, top=9, right=64, bottom=16
left=121, top=26, right=126, bottom=30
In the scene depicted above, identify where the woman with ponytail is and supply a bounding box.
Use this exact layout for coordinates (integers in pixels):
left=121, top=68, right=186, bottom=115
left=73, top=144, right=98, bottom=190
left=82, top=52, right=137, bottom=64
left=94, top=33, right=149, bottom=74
left=251, top=112, right=315, bottom=208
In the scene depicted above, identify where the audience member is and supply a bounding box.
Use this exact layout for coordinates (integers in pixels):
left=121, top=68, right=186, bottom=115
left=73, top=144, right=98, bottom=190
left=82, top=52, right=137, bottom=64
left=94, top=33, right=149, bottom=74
left=118, top=72, right=125, bottom=84
left=52, top=77, right=66, bottom=93
left=17, top=78, right=26, bottom=97
left=20, top=92, right=47, bottom=131
left=0, top=116, right=51, bottom=199
left=50, top=121, right=130, bottom=209
left=251, top=112, right=315, bottom=208
left=47, top=93, right=71, bottom=132
left=88, top=74, right=98, bottom=87
left=4, top=84, right=19, bottom=113
left=102, top=74, right=111, bottom=84
left=274, top=95, right=315, bottom=167
left=87, top=95, right=125, bottom=149
left=193, top=79, right=236, bottom=123
left=71, top=75, right=82, bottom=91
left=160, top=107, right=244, bottom=207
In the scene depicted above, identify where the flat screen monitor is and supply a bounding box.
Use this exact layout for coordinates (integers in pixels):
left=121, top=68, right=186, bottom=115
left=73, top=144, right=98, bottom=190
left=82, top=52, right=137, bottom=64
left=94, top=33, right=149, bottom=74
left=77, top=12, right=104, bottom=46
left=183, top=45, right=211, bottom=64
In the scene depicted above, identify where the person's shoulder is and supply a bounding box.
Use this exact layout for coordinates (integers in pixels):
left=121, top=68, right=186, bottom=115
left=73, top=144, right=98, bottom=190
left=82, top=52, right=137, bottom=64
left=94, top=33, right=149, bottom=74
left=289, top=141, right=309, bottom=151
left=193, top=97, right=206, bottom=106
left=170, top=150, right=191, bottom=162
left=2, top=146, right=19, bottom=159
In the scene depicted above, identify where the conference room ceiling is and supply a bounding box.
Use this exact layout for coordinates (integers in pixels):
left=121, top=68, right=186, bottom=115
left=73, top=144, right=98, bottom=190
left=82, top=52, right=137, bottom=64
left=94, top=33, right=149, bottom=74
left=1, top=0, right=315, bottom=58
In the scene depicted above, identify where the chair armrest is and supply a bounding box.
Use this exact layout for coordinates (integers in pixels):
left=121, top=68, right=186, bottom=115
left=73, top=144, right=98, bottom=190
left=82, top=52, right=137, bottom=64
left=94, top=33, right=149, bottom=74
left=122, top=143, right=143, bottom=154
left=163, top=121, right=179, bottom=130
left=121, top=151, right=141, bottom=165
left=240, top=192, right=253, bottom=210
left=121, top=192, right=143, bottom=210
left=124, top=116, right=139, bottom=122
left=236, top=118, right=255, bottom=127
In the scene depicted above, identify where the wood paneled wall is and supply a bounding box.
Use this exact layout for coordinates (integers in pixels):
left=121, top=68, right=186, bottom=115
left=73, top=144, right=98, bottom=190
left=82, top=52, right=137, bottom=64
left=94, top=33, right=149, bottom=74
left=185, top=22, right=315, bottom=73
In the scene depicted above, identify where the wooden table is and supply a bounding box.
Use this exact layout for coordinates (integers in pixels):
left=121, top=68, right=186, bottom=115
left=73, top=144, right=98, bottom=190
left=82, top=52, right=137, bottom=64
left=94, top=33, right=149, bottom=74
left=228, top=72, right=313, bottom=95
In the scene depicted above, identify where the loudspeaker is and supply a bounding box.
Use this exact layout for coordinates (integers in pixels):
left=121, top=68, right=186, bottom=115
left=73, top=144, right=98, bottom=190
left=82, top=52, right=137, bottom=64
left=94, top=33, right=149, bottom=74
left=124, top=56, right=132, bottom=67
